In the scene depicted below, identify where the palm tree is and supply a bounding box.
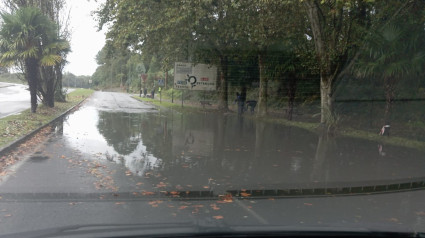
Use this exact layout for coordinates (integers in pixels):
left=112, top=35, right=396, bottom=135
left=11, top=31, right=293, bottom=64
left=0, top=7, right=64, bottom=112
left=356, top=23, right=425, bottom=125
left=39, top=37, right=70, bottom=107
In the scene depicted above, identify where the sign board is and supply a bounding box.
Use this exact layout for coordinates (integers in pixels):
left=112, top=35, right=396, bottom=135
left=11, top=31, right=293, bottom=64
left=174, top=62, right=217, bottom=91
left=157, top=79, right=165, bottom=86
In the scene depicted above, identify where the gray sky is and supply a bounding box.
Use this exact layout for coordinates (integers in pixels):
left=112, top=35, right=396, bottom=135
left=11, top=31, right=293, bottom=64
left=65, top=0, right=106, bottom=76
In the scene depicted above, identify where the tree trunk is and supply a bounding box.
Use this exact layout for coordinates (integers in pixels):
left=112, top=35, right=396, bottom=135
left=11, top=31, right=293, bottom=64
left=55, top=64, right=66, bottom=102
left=304, top=0, right=335, bottom=125
left=164, top=70, right=168, bottom=90
left=286, top=75, right=297, bottom=120
left=384, top=77, right=395, bottom=125
left=40, top=66, right=55, bottom=107
left=320, top=77, right=333, bottom=124
left=25, top=58, right=39, bottom=113
left=217, top=56, right=228, bottom=111
left=257, top=53, right=268, bottom=116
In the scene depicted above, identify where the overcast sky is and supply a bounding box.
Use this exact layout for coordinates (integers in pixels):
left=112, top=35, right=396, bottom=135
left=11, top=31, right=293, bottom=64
left=65, top=0, right=106, bottom=76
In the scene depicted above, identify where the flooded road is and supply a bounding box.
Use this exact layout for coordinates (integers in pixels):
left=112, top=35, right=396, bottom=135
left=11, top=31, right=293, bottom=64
left=60, top=92, right=425, bottom=194
left=1, top=91, right=425, bottom=236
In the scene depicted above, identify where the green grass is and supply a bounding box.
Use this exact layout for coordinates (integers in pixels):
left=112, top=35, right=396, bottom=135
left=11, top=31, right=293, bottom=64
left=264, top=117, right=425, bottom=151
left=132, top=96, right=221, bottom=113
left=0, top=89, right=94, bottom=148
left=133, top=95, right=425, bottom=151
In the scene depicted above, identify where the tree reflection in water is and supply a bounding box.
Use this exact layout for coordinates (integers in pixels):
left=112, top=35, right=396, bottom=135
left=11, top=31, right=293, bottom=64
left=91, top=110, right=425, bottom=191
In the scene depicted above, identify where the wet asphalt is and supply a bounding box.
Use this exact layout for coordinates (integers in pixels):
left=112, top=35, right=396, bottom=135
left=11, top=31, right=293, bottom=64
left=0, top=91, right=424, bottom=236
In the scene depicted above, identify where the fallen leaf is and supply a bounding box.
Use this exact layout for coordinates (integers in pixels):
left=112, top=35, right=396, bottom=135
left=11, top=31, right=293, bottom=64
left=213, top=215, right=224, bottom=220
left=4, top=214, right=12, bottom=217
left=388, top=218, right=399, bottom=223
left=178, top=206, right=188, bottom=210
left=156, top=182, right=167, bottom=188
left=115, top=202, right=125, bottom=205
left=304, top=203, right=313, bottom=206
left=210, top=204, right=220, bottom=210
left=240, top=192, right=251, bottom=197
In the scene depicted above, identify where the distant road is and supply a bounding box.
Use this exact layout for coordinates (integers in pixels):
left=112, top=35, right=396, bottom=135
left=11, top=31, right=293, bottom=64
left=0, top=82, right=30, bottom=118
left=0, top=82, right=75, bottom=118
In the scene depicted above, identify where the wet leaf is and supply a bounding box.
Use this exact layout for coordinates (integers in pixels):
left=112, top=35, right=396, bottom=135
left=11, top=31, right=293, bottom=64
left=141, top=191, right=155, bottom=196
left=156, top=182, right=167, bottom=188
left=388, top=218, right=399, bottom=223
left=136, top=182, right=144, bottom=186
left=178, top=206, right=188, bottom=210
left=304, top=203, right=313, bottom=206
left=213, top=215, right=223, bottom=220
left=4, top=214, right=12, bottom=217
left=115, top=202, right=125, bottom=205
left=210, top=204, right=220, bottom=210
left=61, top=155, right=66, bottom=158
left=240, top=192, right=251, bottom=197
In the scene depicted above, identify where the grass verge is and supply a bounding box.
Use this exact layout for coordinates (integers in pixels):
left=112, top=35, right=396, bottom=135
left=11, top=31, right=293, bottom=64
left=261, top=116, right=425, bottom=151
left=0, top=89, right=94, bottom=148
left=133, top=95, right=425, bottom=151
left=132, top=96, right=221, bottom=113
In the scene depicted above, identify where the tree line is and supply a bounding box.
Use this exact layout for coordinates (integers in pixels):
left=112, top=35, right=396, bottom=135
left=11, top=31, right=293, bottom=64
left=0, top=0, right=70, bottom=113
left=94, top=0, right=425, bottom=126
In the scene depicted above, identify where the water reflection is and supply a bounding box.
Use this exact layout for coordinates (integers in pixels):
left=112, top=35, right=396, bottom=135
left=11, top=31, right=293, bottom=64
left=62, top=105, right=425, bottom=192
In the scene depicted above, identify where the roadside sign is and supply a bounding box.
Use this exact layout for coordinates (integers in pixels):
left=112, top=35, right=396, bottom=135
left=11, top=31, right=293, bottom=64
left=174, top=62, right=217, bottom=91
left=158, top=79, right=165, bottom=86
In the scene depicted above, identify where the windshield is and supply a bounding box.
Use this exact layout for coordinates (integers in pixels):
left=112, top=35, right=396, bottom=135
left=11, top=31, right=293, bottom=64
left=0, top=0, right=425, bottom=237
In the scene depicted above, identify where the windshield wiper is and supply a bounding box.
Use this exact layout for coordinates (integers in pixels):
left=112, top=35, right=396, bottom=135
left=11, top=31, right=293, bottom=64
left=1, top=223, right=424, bottom=238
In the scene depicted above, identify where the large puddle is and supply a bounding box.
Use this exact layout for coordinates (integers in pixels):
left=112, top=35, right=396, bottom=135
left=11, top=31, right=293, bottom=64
left=54, top=96, right=425, bottom=194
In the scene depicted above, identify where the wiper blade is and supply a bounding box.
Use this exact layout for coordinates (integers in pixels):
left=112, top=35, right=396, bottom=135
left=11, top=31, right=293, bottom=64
left=1, top=223, right=424, bottom=238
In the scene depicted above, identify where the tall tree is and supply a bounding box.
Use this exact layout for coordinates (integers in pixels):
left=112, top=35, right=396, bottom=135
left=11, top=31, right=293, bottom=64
left=355, top=7, right=425, bottom=124
left=0, top=7, right=65, bottom=112
left=303, top=0, right=372, bottom=125
left=4, top=0, right=71, bottom=103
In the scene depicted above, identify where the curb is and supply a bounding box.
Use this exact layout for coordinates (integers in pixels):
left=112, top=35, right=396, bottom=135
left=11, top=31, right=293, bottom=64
left=0, top=96, right=90, bottom=156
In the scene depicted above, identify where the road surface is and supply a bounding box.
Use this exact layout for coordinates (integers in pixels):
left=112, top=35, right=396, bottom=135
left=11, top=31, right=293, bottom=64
left=0, top=91, right=424, bottom=237
left=0, top=82, right=30, bottom=118
left=0, top=82, right=76, bottom=118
